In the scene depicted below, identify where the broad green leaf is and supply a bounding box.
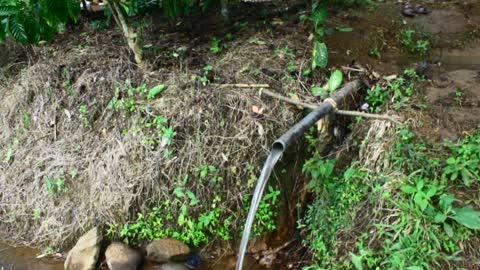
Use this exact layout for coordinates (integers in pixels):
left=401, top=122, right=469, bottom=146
left=401, top=185, right=416, bottom=194
left=147, top=84, right=167, bottom=99
left=446, top=157, right=457, bottom=165
left=426, top=186, right=438, bottom=198
left=66, top=0, right=80, bottom=22
left=439, top=194, right=455, bottom=212
left=443, top=222, right=454, bottom=237
left=328, top=70, right=343, bottom=91
left=434, top=213, right=447, bottom=223
left=416, top=179, right=425, bottom=190
left=312, top=41, right=328, bottom=70
left=303, top=68, right=312, bottom=76
left=311, top=6, right=328, bottom=26
left=350, top=253, right=363, bottom=270
left=311, top=86, right=328, bottom=98
left=336, top=26, right=354, bottom=32
left=324, top=27, right=335, bottom=35
left=451, top=206, right=480, bottom=229
left=173, top=186, right=185, bottom=198
left=406, top=267, right=423, bottom=270
left=186, top=190, right=199, bottom=206
left=414, top=192, right=428, bottom=211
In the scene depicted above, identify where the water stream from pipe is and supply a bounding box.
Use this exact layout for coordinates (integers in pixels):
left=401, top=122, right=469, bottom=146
left=235, top=80, right=361, bottom=270
left=235, top=144, right=284, bottom=270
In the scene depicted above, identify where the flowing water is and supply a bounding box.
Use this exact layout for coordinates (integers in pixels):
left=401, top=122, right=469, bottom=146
left=235, top=145, right=284, bottom=270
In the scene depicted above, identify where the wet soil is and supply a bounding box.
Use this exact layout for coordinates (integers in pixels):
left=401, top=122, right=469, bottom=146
left=1, top=0, right=480, bottom=269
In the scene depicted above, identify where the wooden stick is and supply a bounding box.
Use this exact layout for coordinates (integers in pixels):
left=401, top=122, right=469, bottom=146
left=261, top=89, right=317, bottom=110
left=336, top=110, right=403, bottom=124
left=261, top=89, right=403, bottom=124
left=215, top=83, right=270, bottom=88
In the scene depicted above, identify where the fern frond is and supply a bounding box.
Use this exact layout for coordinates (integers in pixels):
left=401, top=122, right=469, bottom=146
left=0, top=20, right=6, bottom=41
left=8, top=16, right=27, bottom=43
left=0, top=5, right=19, bottom=17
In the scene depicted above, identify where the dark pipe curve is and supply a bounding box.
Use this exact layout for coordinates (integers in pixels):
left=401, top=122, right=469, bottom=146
left=273, top=80, right=362, bottom=152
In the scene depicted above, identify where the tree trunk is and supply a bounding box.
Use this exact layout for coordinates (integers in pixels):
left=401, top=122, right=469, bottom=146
left=109, top=0, right=146, bottom=69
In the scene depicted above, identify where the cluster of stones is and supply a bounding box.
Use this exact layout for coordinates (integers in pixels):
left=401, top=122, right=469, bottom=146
left=64, top=227, right=191, bottom=270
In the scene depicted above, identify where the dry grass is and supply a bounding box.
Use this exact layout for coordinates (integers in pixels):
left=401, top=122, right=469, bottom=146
left=0, top=15, right=313, bottom=250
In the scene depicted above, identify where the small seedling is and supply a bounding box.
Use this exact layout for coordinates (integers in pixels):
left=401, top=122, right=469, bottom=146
left=369, top=47, right=381, bottom=58
left=310, top=69, right=343, bottom=98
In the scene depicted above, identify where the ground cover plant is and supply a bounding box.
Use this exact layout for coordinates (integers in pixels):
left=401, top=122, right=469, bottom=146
left=301, top=73, right=480, bottom=269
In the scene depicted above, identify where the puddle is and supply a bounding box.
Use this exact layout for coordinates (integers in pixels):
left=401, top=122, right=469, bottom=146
left=0, top=242, right=63, bottom=270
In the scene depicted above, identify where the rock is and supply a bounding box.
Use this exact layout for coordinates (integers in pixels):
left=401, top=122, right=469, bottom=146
left=105, top=242, right=142, bottom=270
left=64, top=227, right=103, bottom=270
left=146, top=238, right=190, bottom=263
left=156, top=263, right=189, bottom=270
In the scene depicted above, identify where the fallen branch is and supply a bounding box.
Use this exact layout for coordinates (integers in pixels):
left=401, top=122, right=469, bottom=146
left=261, top=89, right=403, bottom=124
left=215, top=83, right=270, bottom=88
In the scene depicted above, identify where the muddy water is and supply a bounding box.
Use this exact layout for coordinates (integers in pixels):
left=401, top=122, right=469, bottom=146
left=0, top=242, right=271, bottom=270
left=0, top=243, right=63, bottom=270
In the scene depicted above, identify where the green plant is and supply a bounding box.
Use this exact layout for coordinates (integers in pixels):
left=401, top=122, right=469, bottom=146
left=32, top=208, right=41, bottom=220
left=195, top=164, right=222, bottom=188
left=242, top=185, right=281, bottom=238
left=301, top=154, right=369, bottom=267
left=454, top=89, right=464, bottom=106
left=45, top=177, right=67, bottom=195
left=286, top=61, right=298, bottom=72
left=442, top=131, right=480, bottom=186
left=0, top=0, right=80, bottom=43
left=365, top=69, right=420, bottom=112
left=78, top=104, right=91, bottom=128
left=401, top=177, right=440, bottom=212
left=210, top=37, right=226, bottom=53
left=369, top=47, right=380, bottom=58
left=311, top=69, right=343, bottom=98
left=400, top=29, right=430, bottom=56
left=199, top=65, right=214, bottom=86
left=147, top=84, right=167, bottom=99
left=433, top=194, right=480, bottom=236
left=89, top=20, right=103, bottom=31
left=309, top=5, right=329, bottom=69
left=3, top=148, right=13, bottom=163
left=303, top=122, right=480, bottom=269
left=275, top=45, right=295, bottom=59
left=108, top=83, right=147, bottom=114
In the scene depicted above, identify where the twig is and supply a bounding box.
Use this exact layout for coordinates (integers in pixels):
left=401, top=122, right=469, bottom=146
left=261, top=89, right=403, bottom=124
left=341, top=66, right=366, bottom=72
left=336, top=110, right=402, bottom=124
left=215, top=83, right=270, bottom=88
left=251, top=239, right=296, bottom=256
left=261, top=89, right=316, bottom=110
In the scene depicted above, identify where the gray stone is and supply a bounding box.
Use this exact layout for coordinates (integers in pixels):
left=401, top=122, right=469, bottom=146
left=146, top=238, right=190, bottom=263
left=105, top=242, right=142, bottom=270
left=64, top=227, right=103, bottom=270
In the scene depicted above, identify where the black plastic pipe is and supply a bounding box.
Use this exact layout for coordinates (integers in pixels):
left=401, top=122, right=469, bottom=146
left=273, top=80, right=362, bottom=152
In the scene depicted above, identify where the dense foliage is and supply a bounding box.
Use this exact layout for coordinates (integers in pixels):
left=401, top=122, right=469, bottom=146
left=0, top=0, right=80, bottom=43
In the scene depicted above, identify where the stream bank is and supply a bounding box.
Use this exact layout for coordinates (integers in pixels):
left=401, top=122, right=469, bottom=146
left=1, top=0, right=480, bottom=269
